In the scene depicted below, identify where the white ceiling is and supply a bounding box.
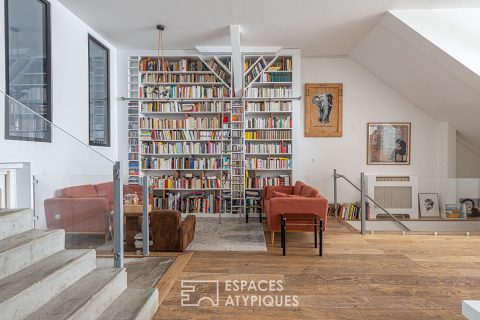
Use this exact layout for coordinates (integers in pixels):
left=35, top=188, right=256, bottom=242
left=58, top=0, right=480, bottom=55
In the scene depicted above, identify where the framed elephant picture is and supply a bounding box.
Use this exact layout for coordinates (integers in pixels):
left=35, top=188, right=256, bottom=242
left=305, top=83, right=343, bottom=137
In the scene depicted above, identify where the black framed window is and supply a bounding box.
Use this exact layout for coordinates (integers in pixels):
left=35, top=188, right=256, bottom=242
left=5, top=0, right=51, bottom=142
left=88, top=35, right=110, bottom=146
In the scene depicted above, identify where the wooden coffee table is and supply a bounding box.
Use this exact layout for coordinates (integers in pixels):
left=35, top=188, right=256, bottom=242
left=280, top=213, right=323, bottom=256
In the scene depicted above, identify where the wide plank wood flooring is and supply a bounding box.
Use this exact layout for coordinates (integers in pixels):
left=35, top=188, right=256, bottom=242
left=154, top=217, right=480, bottom=319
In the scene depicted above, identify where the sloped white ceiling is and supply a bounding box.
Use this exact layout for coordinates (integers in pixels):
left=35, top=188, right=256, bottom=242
left=351, top=11, right=480, bottom=151
left=58, top=0, right=480, bottom=55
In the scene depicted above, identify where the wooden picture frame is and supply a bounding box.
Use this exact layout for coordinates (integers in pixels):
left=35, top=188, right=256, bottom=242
left=418, top=193, right=441, bottom=218
left=305, top=83, right=343, bottom=137
left=367, top=122, right=411, bottom=165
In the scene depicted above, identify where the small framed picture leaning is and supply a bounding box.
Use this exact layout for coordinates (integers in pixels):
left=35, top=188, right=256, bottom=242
left=367, top=122, right=411, bottom=165
left=418, top=193, right=440, bottom=218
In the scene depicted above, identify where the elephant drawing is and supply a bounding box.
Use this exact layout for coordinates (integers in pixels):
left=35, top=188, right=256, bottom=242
left=312, top=93, right=333, bottom=124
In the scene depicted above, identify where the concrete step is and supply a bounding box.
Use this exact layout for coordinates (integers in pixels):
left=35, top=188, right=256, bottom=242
left=0, top=249, right=96, bottom=320
left=25, top=268, right=127, bottom=320
left=0, top=209, right=33, bottom=240
left=0, top=229, right=64, bottom=280
left=462, top=300, right=480, bottom=320
left=98, top=288, right=159, bottom=320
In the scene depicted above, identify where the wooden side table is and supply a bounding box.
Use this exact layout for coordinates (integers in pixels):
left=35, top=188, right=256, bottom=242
left=123, top=205, right=152, bottom=252
left=280, top=213, right=323, bottom=256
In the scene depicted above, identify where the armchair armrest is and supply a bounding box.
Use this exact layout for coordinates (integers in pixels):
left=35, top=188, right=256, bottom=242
left=44, top=197, right=110, bottom=233
left=179, top=215, right=196, bottom=251
left=264, top=186, right=294, bottom=200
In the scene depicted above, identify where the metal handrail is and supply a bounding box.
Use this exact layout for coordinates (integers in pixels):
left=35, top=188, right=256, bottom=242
left=334, top=169, right=410, bottom=233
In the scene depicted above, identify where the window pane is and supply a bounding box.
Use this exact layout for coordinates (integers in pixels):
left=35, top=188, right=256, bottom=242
left=89, top=37, right=109, bottom=146
left=6, top=0, right=51, bottom=142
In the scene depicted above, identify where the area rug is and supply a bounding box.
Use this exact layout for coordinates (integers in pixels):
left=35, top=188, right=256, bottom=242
left=186, top=217, right=267, bottom=251
left=97, top=256, right=174, bottom=288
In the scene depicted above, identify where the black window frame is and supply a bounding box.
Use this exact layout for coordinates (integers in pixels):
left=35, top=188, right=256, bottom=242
left=4, top=0, right=52, bottom=142
left=88, top=34, right=110, bottom=147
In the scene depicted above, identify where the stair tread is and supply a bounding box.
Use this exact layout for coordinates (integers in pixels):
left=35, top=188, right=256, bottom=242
left=0, top=249, right=93, bottom=304
left=98, top=288, right=157, bottom=320
left=0, top=209, right=28, bottom=218
left=25, top=268, right=124, bottom=320
left=0, top=229, right=63, bottom=254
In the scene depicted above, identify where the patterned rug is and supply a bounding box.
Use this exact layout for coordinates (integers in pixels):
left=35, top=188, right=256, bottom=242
left=187, top=217, right=267, bottom=251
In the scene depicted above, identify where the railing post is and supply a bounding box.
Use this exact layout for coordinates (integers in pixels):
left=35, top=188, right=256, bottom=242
left=142, top=176, right=150, bottom=256
left=113, top=161, right=124, bottom=268
left=333, top=169, right=338, bottom=217
left=360, top=172, right=366, bottom=235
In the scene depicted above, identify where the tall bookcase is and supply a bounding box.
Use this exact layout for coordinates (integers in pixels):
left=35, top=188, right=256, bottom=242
left=128, top=55, right=234, bottom=215
left=127, top=52, right=296, bottom=217
left=243, top=55, right=293, bottom=218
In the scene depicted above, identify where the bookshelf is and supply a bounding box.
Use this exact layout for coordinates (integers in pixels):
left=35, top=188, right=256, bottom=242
left=129, top=55, right=233, bottom=215
left=126, top=51, right=297, bottom=218
left=243, top=55, right=294, bottom=218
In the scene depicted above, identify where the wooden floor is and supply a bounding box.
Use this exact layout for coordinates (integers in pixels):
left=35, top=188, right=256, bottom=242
left=154, top=217, right=480, bottom=319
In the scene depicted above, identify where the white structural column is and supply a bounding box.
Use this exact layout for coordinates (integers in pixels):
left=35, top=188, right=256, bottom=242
left=230, top=25, right=242, bottom=97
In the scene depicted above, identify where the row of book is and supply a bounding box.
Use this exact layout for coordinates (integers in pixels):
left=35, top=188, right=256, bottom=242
left=268, top=58, right=292, bottom=71
left=128, top=130, right=138, bottom=138
left=257, top=72, right=292, bottom=83
left=141, top=141, right=223, bottom=155
left=139, top=58, right=205, bottom=72
left=245, top=142, right=292, bottom=154
left=141, top=73, right=219, bottom=83
left=208, top=60, right=231, bottom=83
left=245, top=116, right=291, bottom=129
left=245, top=175, right=291, bottom=189
left=139, top=117, right=220, bottom=130
left=140, top=129, right=226, bottom=141
left=128, top=153, right=139, bottom=160
left=336, top=203, right=371, bottom=220
left=244, top=130, right=291, bottom=140
left=141, top=157, right=228, bottom=170
left=244, top=87, right=292, bottom=98
left=141, top=101, right=227, bottom=113
left=153, top=192, right=222, bottom=214
left=150, top=175, right=223, bottom=190
left=245, top=157, right=292, bottom=170
left=140, top=86, right=230, bottom=99
left=245, top=101, right=292, bottom=112
left=244, top=58, right=267, bottom=77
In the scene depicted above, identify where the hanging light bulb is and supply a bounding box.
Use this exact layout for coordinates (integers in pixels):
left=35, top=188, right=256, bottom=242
left=156, top=24, right=169, bottom=99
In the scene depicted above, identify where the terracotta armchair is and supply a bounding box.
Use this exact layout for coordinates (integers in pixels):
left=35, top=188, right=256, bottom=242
left=150, top=209, right=196, bottom=252
left=264, top=181, right=328, bottom=244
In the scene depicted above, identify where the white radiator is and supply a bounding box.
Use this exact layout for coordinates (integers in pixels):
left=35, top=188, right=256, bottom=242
left=366, top=175, right=418, bottom=219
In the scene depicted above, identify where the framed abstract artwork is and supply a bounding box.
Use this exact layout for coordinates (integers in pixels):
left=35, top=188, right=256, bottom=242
left=304, top=83, right=343, bottom=137
left=367, top=122, right=411, bottom=165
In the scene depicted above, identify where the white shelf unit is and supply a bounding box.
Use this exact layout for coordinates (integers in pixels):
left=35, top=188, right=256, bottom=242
left=243, top=54, right=294, bottom=217
left=127, top=56, right=140, bottom=184
left=130, top=54, right=234, bottom=215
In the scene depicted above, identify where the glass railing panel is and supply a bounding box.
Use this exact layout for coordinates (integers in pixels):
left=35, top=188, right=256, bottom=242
left=0, top=91, right=118, bottom=259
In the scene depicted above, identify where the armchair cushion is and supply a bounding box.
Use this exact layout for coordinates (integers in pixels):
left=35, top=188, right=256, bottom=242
left=272, top=191, right=289, bottom=198
left=300, top=185, right=320, bottom=198
left=293, top=181, right=305, bottom=195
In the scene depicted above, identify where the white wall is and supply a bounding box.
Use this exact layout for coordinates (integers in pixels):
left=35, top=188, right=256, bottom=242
left=457, top=140, right=480, bottom=178
left=0, top=0, right=118, bottom=227
left=299, top=57, right=440, bottom=203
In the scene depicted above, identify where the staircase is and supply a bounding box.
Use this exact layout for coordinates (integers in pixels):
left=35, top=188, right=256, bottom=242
left=0, top=209, right=159, bottom=320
